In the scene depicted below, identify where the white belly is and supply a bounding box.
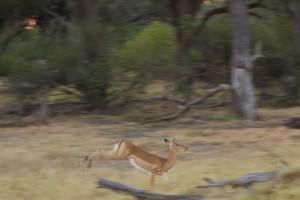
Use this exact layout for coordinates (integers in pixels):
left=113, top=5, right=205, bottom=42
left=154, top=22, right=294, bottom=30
left=129, top=157, right=151, bottom=175
left=129, top=157, right=169, bottom=182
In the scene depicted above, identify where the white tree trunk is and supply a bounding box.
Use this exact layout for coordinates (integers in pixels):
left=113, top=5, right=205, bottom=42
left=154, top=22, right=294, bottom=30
left=229, top=0, right=257, bottom=120
left=231, top=67, right=257, bottom=119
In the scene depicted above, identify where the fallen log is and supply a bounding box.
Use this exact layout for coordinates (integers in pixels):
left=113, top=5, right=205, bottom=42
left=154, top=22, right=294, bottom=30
left=97, top=178, right=205, bottom=200
left=195, top=170, right=279, bottom=192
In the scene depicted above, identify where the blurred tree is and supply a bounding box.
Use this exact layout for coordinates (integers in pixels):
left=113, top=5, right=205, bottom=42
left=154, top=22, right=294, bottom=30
left=286, top=0, right=300, bottom=103
left=169, top=0, right=203, bottom=62
left=286, top=0, right=300, bottom=54
left=228, top=0, right=257, bottom=120
left=70, top=0, right=112, bottom=107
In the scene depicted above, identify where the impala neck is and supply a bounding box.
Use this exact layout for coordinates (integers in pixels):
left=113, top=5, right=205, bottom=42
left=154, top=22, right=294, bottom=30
left=164, top=148, right=177, bottom=170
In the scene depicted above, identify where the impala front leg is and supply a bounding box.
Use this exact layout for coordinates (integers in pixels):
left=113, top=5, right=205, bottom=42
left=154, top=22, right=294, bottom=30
left=150, top=173, right=156, bottom=188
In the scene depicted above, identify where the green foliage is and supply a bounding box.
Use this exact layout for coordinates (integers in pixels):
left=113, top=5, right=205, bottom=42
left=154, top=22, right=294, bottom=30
left=0, top=25, right=113, bottom=107
left=115, top=21, right=178, bottom=80
left=198, top=15, right=232, bottom=83
left=73, top=62, right=112, bottom=106
left=251, top=13, right=299, bottom=106
left=0, top=29, right=53, bottom=87
left=188, top=49, right=204, bottom=63
left=180, top=15, right=198, bottom=34
left=252, top=14, right=294, bottom=58
left=110, top=21, right=182, bottom=101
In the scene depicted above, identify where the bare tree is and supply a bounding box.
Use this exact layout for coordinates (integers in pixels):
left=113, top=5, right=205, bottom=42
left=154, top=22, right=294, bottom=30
left=228, top=0, right=258, bottom=120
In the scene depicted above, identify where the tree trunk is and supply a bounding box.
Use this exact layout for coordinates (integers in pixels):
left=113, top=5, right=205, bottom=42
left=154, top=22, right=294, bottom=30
left=38, top=86, right=49, bottom=124
left=286, top=0, right=300, bottom=103
left=228, top=0, right=257, bottom=120
left=286, top=0, right=300, bottom=55
left=169, top=0, right=203, bottom=62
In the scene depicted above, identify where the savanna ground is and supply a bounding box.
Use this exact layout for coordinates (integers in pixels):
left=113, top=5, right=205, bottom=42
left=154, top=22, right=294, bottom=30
left=0, top=107, right=300, bottom=200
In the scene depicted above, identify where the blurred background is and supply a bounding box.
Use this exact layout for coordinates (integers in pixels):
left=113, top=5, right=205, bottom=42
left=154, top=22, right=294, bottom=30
left=0, top=0, right=300, bottom=200
left=0, top=0, right=299, bottom=122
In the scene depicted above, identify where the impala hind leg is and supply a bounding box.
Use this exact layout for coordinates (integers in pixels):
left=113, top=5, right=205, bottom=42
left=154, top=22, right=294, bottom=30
left=83, top=140, right=133, bottom=168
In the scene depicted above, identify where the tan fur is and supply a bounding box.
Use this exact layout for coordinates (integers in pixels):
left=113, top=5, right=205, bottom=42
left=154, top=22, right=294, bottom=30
left=80, top=138, right=188, bottom=186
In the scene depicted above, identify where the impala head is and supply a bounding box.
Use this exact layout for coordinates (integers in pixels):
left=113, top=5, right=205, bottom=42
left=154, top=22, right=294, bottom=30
left=164, top=138, right=188, bottom=152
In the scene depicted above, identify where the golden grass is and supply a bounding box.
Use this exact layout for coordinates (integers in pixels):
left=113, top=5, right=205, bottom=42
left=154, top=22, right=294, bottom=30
left=0, top=108, right=300, bottom=199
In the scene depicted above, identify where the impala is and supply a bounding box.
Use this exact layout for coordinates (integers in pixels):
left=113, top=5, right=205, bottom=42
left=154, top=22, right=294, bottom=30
left=80, top=138, right=188, bottom=186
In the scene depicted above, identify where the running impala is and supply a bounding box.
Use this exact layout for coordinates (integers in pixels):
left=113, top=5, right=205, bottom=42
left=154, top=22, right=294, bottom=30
left=80, top=138, right=188, bottom=186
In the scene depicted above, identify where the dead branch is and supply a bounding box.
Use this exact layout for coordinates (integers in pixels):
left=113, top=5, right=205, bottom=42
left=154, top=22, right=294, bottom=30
left=141, top=84, right=231, bottom=124
left=97, top=178, right=205, bottom=200
left=192, top=102, right=227, bottom=108
left=141, top=105, right=189, bottom=124
left=132, top=96, right=186, bottom=105
left=195, top=170, right=279, bottom=192
left=186, top=84, right=231, bottom=106
left=97, top=178, right=248, bottom=199
left=195, top=167, right=300, bottom=192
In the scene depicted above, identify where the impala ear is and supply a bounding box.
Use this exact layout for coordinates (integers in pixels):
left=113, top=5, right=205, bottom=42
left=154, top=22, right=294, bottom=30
left=173, top=138, right=176, bottom=142
left=164, top=139, right=170, bottom=144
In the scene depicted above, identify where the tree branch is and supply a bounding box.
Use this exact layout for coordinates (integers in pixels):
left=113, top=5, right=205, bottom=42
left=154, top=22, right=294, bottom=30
left=131, top=96, right=186, bottom=105
left=140, top=84, right=231, bottom=124
left=187, top=84, right=231, bottom=106
left=186, top=0, right=263, bottom=46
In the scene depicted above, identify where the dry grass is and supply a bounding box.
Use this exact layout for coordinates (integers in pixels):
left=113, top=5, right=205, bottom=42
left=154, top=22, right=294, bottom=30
left=0, top=108, right=300, bottom=200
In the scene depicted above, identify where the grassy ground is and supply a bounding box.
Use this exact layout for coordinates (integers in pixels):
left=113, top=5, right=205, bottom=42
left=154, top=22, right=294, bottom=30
left=0, top=108, right=300, bottom=200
